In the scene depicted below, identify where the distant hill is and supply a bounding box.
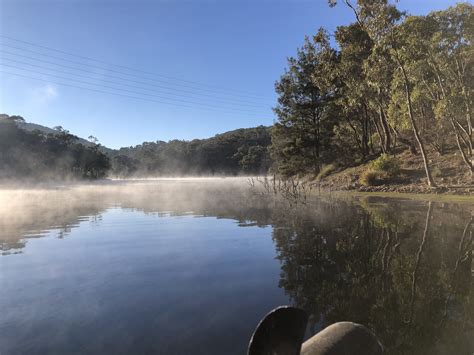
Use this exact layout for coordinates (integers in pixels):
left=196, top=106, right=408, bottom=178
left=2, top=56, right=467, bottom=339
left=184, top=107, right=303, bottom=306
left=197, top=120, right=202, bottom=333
left=0, top=114, right=273, bottom=177
left=111, top=125, right=272, bottom=176
left=0, top=114, right=113, bottom=154
left=15, top=120, right=58, bottom=135
left=0, top=115, right=110, bottom=180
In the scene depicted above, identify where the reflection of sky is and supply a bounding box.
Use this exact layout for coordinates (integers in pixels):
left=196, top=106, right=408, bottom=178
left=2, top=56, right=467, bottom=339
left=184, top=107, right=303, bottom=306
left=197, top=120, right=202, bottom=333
left=0, top=182, right=473, bottom=354
left=0, top=210, right=287, bottom=355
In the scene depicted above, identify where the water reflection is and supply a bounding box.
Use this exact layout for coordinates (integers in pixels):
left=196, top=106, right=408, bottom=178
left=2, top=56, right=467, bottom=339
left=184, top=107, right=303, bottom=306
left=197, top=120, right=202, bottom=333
left=272, top=198, right=473, bottom=354
left=0, top=180, right=272, bottom=253
left=0, top=181, right=472, bottom=354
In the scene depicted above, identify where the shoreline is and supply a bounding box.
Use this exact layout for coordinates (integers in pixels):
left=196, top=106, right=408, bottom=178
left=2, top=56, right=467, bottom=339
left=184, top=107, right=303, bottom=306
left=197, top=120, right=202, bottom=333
left=311, top=149, right=473, bottom=198
left=323, top=190, right=474, bottom=203
left=316, top=182, right=473, bottom=197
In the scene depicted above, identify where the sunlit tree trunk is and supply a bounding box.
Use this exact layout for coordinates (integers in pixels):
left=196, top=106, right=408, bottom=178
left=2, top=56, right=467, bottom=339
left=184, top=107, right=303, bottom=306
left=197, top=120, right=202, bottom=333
left=398, top=62, right=437, bottom=187
left=379, top=105, right=391, bottom=153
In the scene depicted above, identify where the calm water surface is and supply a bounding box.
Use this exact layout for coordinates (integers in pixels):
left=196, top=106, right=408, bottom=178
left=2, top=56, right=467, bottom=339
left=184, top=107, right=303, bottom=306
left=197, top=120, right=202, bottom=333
left=0, top=179, right=472, bottom=354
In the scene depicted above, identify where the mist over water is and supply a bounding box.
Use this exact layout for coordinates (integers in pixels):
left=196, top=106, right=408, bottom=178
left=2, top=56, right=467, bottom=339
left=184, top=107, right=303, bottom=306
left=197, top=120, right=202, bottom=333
left=0, top=179, right=473, bottom=354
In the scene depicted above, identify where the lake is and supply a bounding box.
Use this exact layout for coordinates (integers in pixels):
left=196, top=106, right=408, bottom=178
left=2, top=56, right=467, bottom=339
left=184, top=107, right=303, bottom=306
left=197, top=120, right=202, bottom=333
left=0, top=179, right=472, bottom=355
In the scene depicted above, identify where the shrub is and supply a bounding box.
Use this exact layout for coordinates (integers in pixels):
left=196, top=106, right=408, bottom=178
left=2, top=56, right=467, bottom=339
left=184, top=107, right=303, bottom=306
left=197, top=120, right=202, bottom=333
left=370, top=154, right=400, bottom=177
left=316, top=164, right=336, bottom=180
left=359, top=170, right=381, bottom=186
left=431, top=166, right=443, bottom=177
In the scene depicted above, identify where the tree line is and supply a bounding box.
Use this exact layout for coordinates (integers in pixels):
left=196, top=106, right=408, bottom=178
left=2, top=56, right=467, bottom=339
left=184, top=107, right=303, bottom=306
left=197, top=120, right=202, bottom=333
left=0, top=115, right=110, bottom=180
left=0, top=115, right=271, bottom=179
left=110, top=126, right=271, bottom=176
left=270, top=1, right=473, bottom=186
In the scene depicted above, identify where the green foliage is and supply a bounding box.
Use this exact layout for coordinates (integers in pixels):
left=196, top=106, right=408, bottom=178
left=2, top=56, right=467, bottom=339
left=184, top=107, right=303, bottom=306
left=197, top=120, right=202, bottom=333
left=1, top=115, right=272, bottom=179
left=233, top=145, right=270, bottom=173
left=111, top=126, right=272, bottom=176
left=359, top=154, right=400, bottom=186
left=369, top=154, right=400, bottom=177
left=359, top=170, right=382, bottom=186
left=0, top=115, right=110, bottom=180
left=271, top=2, right=473, bottom=180
left=271, top=29, right=339, bottom=176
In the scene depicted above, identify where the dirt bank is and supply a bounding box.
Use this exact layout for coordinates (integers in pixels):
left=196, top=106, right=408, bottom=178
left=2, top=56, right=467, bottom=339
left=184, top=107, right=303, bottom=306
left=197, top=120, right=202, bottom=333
left=316, top=148, right=473, bottom=196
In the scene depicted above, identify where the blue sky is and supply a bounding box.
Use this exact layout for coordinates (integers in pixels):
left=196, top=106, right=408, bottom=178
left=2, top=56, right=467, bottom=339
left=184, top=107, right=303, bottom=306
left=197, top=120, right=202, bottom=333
left=0, top=0, right=464, bottom=148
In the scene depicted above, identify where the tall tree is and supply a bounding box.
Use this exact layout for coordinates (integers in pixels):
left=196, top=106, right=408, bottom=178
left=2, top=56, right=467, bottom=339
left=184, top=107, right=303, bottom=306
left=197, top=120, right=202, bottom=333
left=388, top=18, right=436, bottom=186
left=334, top=23, right=374, bottom=159
left=271, top=29, right=339, bottom=176
left=330, top=0, right=438, bottom=187
left=428, top=4, right=473, bottom=175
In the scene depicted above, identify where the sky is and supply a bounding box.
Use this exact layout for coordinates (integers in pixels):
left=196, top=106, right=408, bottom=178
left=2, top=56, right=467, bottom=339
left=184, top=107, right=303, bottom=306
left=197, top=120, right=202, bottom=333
left=0, top=0, right=465, bottom=149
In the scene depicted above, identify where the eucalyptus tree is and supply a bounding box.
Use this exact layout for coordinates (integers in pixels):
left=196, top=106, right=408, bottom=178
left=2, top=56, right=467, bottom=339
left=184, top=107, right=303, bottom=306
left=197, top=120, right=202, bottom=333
left=388, top=4, right=473, bottom=179
left=428, top=4, right=473, bottom=175
left=387, top=14, right=448, bottom=156
left=330, top=0, right=438, bottom=187
left=389, top=16, right=442, bottom=186
left=333, top=23, right=374, bottom=159
left=331, top=0, right=403, bottom=155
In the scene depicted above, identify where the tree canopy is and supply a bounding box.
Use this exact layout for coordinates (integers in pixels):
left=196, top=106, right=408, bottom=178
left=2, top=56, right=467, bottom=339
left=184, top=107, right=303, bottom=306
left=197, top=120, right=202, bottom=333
left=110, top=125, right=272, bottom=177
left=0, top=115, right=110, bottom=180
left=271, top=2, right=473, bottom=185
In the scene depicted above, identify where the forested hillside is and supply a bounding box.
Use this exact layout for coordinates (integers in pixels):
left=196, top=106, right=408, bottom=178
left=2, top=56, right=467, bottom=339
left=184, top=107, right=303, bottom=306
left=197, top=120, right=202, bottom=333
left=110, top=126, right=271, bottom=176
left=0, top=115, right=110, bottom=180
left=271, top=1, right=472, bottom=188
left=0, top=114, right=271, bottom=178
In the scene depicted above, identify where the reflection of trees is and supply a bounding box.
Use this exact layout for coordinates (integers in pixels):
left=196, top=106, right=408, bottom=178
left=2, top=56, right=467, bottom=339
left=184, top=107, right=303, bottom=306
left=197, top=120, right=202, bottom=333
left=0, top=181, right=274, bottom=252
left=272, top=199, right=473, bottom=354
left=407, top=201, right=433, bottom=326
left=0, top=192, right=104, bottom=254
left=1, top=183, right=472, bottom=353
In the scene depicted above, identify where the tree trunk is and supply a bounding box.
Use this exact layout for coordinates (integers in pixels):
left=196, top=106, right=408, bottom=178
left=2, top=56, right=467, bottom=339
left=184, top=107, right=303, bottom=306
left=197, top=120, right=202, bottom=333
left=400, top=64, right=437, bottom=187
left=431, top=58, right=472, bottom=175
left=393, top=127, right=417, bottom=155
left=449, top=116, right=473, bottom=176
left=345, top=116, right=363, bottom=155
left=371, top=112, right=386, bottom=154
left=379, top=106, right=391, bottom=153
left=455, top=58, right=473, bottom=156
left=362, top=106, right=370, bottom=157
